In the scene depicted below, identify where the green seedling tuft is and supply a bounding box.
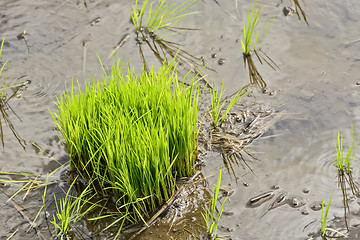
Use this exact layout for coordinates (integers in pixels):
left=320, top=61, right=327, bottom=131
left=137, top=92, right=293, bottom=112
left=52, top=57, right=199, bottom=225
left=131, top=0, right=199, bottom=39
left=240, top=1, right=277, bottom=90
left=334, top=128, right=360, bottom=175
left=320, top=193, right=346, bottom=238
left=208, top=81, right=248, bottom=128
left=52, top=178, right=96, bottom=239
left=241, top=0, right=273, bottom=56
left=130, top=0, right=201, bottom=72
left=202, top=169, right=228, bottom=240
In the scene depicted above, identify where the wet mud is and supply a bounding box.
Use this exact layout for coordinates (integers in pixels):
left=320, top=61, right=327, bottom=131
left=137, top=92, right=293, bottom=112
left=2, top=0, right=360, bottom=239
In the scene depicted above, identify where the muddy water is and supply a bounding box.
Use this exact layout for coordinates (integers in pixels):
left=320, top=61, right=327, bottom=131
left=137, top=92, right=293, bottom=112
left=1, top=0, right=360, bottom=239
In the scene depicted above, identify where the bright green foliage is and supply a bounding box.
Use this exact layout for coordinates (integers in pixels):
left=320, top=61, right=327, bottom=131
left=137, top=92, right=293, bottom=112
left=202, top=169, right=228, bottom=240
left=241, top=0, right=273, bottom=56
left=131, top=0, right=199, bottom=39
left=320, top=193, right=345, bottom=238
left=209, top=81, right=248, bottom=128
left=0, top=38, right=6, bottom=85
left=334, top=129, right=360, bottom=174
left=321, top=194, right=332, bottom=237
left=52, top=180, right=96, bottom=238
left=52, top=58, right=199, bottom=222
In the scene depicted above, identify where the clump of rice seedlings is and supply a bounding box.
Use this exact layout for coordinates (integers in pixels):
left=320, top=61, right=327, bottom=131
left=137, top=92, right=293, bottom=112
left=202, top=169, right=228, bottom=240
left=240, top=0, right=273, bottom=57
left=208, top=81, right=248, bottom=128
left=320, top=194, right=346, bottom=238
left=131, top=0, right=201, bottom=71
left=131, top=0, right=198, bottom=39
left=52, top=178, right=96, bottom=239
left=334, top=128, right=360, bottom=195
left=334, top=129, right=360, bottom=176
left=0, top=38, right=26, bottom=149
left=240, top=1, right=277, bottom=89
left=52, top=57, right=199, bottom=225
left=333, top=128, right=360, bottom=231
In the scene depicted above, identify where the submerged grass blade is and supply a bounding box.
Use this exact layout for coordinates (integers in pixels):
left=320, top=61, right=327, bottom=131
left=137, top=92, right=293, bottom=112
left=131, top=0, right=199, bottom=39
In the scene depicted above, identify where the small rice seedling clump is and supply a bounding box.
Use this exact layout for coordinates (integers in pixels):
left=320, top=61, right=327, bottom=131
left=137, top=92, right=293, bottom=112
left=241, top=0, right=273, bottom=56
left=334, top=129, right=360, bottom=175
left=320, top=193, right=346, bottom=238
left=208, top=81, right=248, bottom=128
left=52, top=59, right=199, bottom=222
left=202, top=169, right=228, bottom=240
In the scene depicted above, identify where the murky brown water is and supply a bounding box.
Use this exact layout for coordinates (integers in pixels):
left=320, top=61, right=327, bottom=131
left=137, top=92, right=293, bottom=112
left=2, top=0, right=360, bottom=239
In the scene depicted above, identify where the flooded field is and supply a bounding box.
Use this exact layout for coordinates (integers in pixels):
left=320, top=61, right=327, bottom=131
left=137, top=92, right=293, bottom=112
left=2, top=0, right=360, bottom=239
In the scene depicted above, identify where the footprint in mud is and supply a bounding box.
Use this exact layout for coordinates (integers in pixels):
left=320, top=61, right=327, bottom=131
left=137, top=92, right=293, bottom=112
left=247, top=190, right=275, bottom=208
left=246, top=188, right=308, bottom=217
left=309, top=201, right=323, bottom=211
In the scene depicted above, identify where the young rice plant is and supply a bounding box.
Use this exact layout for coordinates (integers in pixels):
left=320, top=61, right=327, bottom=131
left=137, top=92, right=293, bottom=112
left=334, top=129, right=360, bottom=175
left=241, top=0, right=273, bottom=56
left=131, top=0, right=199, bottom=40
left=130, top=0, right=201, bottom=71
left=208, top=81, right=248, bottom=128
left=52, top=57, right=200, bottom=223
left=202, top=169, right=228, bottom=240
left=320, top=193, right=346, bottom=238
left=52, top=178, right=96, bottom=239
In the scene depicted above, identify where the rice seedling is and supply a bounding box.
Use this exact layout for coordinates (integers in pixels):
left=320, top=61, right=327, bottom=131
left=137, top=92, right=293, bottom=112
left=334, top=128, right=360, bottom=196
left=320, top=194, right=331, bottom=237
left=240, top=0, right=273, bottom=57
left=333, top=127, right=360, bottom=231
left=51, top=57, right=200, bottom=226
left=131, top=0, right=201, bottom=71
left=131, top=0, right=199, bottom=39
left=208, top=81, right=248, bottom=128
left=52, top=178, right=96, bottom=239
left=334, top=129, right=360, bottom=175
left=320, top=193, right=346, bottom=238
left=240, top=1, right=278, bottom=90
left=202, top=169, right=228, bottom=240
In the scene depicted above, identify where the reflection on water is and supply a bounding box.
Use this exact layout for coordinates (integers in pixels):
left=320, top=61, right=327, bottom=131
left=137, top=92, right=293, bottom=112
left=131, top=0, right=202, bottom=72
left=136, top=32, right=201, bottom=73
left=0, top=90, right=26, bottom=150
left=242, top=49, right=279, bottom=90
left=338, top=170, right=359, bottom=232
left=243, top=54, right=267, bottom=89
left=281, top=0, right=309, bottom=26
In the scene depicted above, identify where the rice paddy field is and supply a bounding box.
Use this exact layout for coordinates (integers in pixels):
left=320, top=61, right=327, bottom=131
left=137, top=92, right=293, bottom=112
left=2, top=0, right=360, bottom=239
